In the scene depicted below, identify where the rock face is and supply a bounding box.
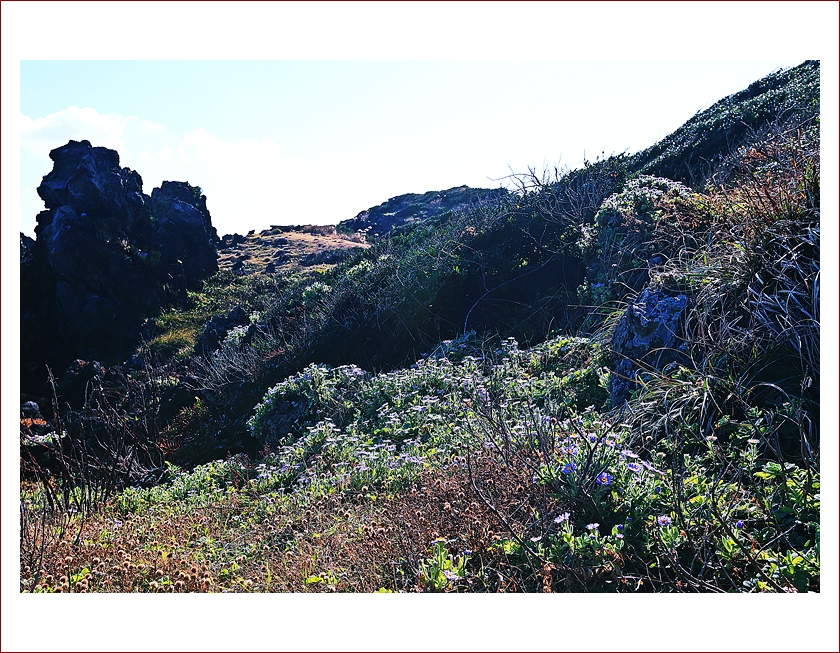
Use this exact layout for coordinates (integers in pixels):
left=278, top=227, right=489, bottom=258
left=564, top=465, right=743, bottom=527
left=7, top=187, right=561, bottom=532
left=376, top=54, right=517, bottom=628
left=609, top=287, right=689, bottom=406
left=149, top=181, right=218, bottom=287
left=21, top=140, right=219, bottom=394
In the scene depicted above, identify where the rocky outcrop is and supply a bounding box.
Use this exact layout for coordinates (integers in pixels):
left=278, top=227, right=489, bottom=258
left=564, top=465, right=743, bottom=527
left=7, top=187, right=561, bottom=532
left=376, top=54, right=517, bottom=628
left=37, top=141, right=148, bottom=224
left=609, top=287, right=690, bottom=406
left=20, top=233, right=36, bottom=265
left=219, top=233, right=247, bottom=249
left=21, top=140, right=219, bottom=395
left=338, top=185, right=507, bottom=237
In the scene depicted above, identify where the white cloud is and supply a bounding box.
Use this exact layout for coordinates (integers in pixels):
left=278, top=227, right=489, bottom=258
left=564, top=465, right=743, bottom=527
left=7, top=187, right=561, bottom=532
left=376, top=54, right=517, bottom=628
left=133, top=127, right=312, bottom=236
left=20, top=106, right=127, bottom=154
left=139, top=119, right=166, bottom=135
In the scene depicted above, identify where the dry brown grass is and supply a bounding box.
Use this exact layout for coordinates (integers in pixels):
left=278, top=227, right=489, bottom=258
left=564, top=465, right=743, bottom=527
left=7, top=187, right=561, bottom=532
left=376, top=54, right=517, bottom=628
left=21, top=448, right=554, bottom=593
left=217, top=226, right=368, bottom=276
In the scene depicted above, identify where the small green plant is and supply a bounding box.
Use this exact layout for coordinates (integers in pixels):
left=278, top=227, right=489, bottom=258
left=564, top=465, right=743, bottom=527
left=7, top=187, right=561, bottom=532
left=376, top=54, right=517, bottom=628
left=419, top=539, right=469, bottom=592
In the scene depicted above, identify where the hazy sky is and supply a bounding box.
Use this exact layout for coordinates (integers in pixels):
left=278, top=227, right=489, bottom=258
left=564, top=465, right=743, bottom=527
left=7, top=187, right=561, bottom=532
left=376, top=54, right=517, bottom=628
left=20, top=59, right=805, bottom=237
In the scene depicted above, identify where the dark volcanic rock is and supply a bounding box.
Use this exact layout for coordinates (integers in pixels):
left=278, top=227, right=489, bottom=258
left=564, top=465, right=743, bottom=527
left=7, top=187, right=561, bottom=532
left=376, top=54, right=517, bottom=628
left=56, top=359, right=106, bottom=407
left=150, top=181, right=218, bottom=288
left=195, top=305, right=250, bottom=355
left=37, top=202, right=163, bottom=358
left=219, top=233, right=247, bottom=249
left=21, top=401, right=43, bottom=419
left=36, top=140, right=147, bottom=224
left=609, top=287, right=689, bottom=406
left=21, top=140, right=219, bottom=396
left=20, top=233, right=36, bottom=265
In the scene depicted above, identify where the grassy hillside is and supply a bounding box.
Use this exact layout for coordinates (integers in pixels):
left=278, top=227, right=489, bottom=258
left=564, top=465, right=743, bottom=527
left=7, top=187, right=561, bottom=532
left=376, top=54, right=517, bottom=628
left=20, top=61, right=820, bottom=594
left=632, top=60, right=820, bottom=183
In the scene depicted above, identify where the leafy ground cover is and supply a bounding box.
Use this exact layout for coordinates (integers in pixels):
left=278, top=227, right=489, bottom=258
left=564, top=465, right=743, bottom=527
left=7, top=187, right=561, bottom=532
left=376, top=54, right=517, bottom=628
left=22, top=289, right=819, bottom=593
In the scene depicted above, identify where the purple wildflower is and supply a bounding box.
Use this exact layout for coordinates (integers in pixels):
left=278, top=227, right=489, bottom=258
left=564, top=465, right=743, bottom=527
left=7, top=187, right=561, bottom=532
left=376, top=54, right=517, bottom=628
left=596, top=472, right=613, bottom=486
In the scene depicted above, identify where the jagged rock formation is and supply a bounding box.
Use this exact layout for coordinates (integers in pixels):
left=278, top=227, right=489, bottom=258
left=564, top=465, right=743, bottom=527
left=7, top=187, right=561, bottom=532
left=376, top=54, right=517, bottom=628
left=338, top=185, right=507, bottom=237
left=149, top=181, right=219, bottom=286
left=21, top=140, right=219, bottom=395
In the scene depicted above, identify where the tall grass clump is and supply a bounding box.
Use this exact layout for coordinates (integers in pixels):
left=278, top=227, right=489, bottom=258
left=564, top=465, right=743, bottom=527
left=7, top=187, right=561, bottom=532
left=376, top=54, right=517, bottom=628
left=611, top=116, right=819, bottom=591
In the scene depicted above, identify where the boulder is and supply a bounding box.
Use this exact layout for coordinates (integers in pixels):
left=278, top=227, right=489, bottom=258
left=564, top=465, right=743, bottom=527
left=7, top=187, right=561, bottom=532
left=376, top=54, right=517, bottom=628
left=219, top=233, right=247, bottom=249
left=195, top=305, right=250, bottom=355
left=56, top=359, right=105, bottom=406
left=21, top=401, right=42, bottom=419
left=610, top=287, right=689, bottom=406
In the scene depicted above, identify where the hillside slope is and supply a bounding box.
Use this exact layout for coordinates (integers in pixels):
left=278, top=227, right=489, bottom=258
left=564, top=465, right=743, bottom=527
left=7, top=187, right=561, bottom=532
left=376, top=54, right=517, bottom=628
left=631, top=59, right=819, bottom=182
left=21, top=61, right=820, bottom=595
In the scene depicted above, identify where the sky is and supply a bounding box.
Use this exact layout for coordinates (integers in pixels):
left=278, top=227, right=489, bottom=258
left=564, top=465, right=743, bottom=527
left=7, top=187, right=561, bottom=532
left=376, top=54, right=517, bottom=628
left=20, top=59, right=807, bottom=238
left=3, top=3, right=839, bottom=652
